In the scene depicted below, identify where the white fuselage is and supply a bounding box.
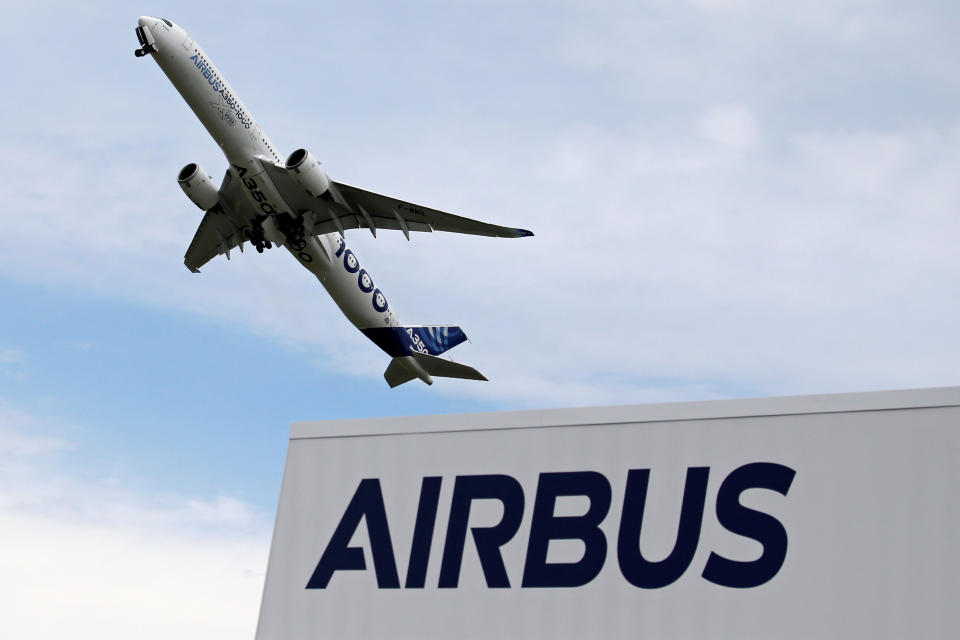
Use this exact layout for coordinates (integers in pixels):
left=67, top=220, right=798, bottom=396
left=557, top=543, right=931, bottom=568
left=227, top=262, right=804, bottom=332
left=139, top=17, right=400, bottom=332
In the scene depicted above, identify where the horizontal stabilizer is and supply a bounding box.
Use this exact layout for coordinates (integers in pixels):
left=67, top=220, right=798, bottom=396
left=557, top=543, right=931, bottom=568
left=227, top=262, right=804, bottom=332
left=384, top=357, right=419, bottom=388
left=384, top=353, right=487, bottom=388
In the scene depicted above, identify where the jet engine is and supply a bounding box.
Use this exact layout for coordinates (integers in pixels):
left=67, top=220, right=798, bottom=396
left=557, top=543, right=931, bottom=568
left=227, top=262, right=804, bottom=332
left=177, top=163, right=219, bottom=210
left=285, top=148, right=330, bottom=198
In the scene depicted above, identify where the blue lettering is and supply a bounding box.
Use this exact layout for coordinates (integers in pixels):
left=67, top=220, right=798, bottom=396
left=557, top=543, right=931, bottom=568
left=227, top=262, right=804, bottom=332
left=307, top=465, right=794, bottom=591
left=305, top=478, right=400, bottom=589
left=702, top=462, right=796, bottom=588
left=404, top=476, right=442, bottom=589
left=617, top=467, right=709, bottom=588
left=438, top=475, right=525, bottom=588
left=522, top=471, right=611, bottom=587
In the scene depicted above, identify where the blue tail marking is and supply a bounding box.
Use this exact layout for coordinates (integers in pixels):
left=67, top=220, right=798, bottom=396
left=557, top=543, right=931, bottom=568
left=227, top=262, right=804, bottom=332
left=362, top=326, right=468, bottom=357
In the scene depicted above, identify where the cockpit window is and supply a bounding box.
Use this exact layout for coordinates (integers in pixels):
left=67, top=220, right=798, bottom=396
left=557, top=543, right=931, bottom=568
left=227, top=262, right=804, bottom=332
left=161, top=18, right=173, bottom=27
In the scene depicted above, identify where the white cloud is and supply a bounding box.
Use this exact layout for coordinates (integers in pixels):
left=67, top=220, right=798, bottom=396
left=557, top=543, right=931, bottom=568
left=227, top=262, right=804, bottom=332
left=0, top=405, right=270, bottom=640
left=6, top=113, right=960, bottom=406
left=3, top=1, right=960, bottom=407
left=365, top=114, right=960, bottom=404
left=0, top=349, right=23, bottom=365
left=789, top=130, right=918, bottom=196
left=687, top=0, right=759, bottom=14
left=0, top=403, right=70, bottom=466
left=698, top=104, right=760, bottom=149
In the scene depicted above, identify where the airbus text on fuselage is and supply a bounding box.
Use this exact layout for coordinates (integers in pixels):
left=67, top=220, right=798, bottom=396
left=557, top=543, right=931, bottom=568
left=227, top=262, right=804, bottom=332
left=135, top=17, right=532, bottom=387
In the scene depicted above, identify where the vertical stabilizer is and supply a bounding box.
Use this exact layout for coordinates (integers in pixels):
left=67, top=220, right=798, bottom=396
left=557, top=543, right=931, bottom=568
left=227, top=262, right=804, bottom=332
left=363, top=326, right=469, bottom=358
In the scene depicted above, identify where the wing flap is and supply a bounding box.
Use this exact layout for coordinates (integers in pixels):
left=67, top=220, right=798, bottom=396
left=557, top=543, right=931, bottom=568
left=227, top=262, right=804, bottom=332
left=309, top=215, right=432, bottom=237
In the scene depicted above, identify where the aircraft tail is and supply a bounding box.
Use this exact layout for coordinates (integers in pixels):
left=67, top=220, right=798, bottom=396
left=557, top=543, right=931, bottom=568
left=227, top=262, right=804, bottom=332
left=362, top=325, right=469, bottom=358
left=384, top=353, right=488, bottom=388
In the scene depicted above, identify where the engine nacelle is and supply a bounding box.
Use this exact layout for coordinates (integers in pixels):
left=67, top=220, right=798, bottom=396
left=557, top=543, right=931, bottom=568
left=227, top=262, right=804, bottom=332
left=177, top=163, right=219, bottom=211
left=285, top=148, right=330, bottom=198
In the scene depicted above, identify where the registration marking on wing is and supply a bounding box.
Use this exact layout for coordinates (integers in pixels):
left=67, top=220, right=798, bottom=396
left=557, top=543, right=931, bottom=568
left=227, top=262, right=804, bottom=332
left=397, top=203, right=428, bottom=217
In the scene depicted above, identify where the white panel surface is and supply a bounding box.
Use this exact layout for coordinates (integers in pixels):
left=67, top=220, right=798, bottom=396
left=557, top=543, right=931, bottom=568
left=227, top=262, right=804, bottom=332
left=257, top=388, right=960, bottom=639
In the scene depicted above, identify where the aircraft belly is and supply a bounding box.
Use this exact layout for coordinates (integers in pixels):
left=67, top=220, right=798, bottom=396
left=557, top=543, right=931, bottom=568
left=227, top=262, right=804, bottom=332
left=220, top=158, right=394, bottom=330
left=285, top=234, right=400, bottom=331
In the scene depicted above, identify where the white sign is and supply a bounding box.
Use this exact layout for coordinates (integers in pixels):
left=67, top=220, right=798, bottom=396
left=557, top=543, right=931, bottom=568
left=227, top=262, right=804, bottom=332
left=257, top=388, right=960, bottom=639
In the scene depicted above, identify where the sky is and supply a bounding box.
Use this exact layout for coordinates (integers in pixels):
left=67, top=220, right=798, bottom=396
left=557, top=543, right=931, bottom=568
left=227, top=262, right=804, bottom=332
left=1, top=0, right=959, bottom=637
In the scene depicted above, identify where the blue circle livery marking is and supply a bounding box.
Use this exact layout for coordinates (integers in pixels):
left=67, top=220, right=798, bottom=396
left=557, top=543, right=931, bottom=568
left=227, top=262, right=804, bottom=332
left=358, top=269, right=374, bottom=293
left=343, top=249, right=359, bottom=273
left=372, top=289, right=389, bottom=312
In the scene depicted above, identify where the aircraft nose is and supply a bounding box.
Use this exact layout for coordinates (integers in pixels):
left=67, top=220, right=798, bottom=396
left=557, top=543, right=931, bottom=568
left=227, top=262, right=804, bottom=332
left=135, top=17, right=163, bottom=57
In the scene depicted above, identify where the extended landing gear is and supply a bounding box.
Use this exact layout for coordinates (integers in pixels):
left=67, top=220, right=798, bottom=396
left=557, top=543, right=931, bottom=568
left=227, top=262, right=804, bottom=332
left=274, top=213, right=308, bottom=252
left=246, top=213, right=308, bottom=253
left=250, top=236, right=272, bottom=253
left=246, top=216, right=271, bottom=253
left=274, top=213, right=305, bottom=243
left=134, top=26, right=157, bottom=57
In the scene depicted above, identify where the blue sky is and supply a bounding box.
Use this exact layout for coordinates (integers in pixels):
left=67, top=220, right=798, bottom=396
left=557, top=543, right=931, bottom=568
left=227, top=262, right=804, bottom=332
left=2, top=1, right=959, bottom=637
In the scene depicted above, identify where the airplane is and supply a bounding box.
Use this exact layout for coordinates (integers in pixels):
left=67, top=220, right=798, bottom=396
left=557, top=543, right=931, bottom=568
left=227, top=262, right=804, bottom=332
left=134, top=17, right=532, bottom=388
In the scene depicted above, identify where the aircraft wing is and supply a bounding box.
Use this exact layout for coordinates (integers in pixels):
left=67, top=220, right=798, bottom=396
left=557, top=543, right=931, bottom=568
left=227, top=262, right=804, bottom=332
left=260, top=161, right=533, bottom=240
left=333, top=181, right=534, bottom=239
left=183, top=170, right=255, bottom=272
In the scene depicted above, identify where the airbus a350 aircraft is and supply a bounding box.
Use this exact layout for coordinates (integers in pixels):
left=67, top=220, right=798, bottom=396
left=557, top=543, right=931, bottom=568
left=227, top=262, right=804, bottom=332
left=134, top=17, right=531, bottom=387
